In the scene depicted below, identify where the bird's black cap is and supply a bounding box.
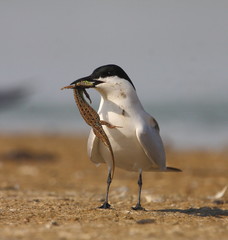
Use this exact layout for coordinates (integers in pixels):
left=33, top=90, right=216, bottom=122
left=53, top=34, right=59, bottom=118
left=91, top=64, right=136, bottom=90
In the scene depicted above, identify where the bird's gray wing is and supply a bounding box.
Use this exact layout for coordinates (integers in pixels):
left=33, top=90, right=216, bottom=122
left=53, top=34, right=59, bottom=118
left=136, top=117, right=166, bottom=170
left=87, top=129, right=105, bottom=164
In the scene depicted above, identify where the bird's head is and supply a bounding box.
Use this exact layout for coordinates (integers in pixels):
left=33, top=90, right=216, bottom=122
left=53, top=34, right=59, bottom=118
left=71, top=64, right=136, bottom=99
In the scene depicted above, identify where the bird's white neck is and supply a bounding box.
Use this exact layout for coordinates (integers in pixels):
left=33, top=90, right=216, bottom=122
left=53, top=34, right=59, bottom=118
left=96, top=85, right=145, bottom=116
left=98, top=82, right=139, bottom=102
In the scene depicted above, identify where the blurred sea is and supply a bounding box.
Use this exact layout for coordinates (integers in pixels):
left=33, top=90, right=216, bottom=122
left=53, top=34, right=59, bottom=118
left=1, top=96, right=227, bottom=150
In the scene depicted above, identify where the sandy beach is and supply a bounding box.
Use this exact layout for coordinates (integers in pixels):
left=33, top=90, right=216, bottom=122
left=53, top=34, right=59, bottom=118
left=0, top=134, right=227, bottom=239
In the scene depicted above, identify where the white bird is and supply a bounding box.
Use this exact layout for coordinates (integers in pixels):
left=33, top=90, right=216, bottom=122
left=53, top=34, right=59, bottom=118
left=71, top=64, right=181, bottom=210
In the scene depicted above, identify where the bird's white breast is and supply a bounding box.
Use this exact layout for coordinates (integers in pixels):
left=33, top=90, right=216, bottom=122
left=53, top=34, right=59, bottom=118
left=89, top=94, right=158, bottom=172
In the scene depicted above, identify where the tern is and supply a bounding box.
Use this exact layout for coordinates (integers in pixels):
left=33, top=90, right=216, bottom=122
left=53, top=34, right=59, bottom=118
left=71, top=64, right=181, bottom=210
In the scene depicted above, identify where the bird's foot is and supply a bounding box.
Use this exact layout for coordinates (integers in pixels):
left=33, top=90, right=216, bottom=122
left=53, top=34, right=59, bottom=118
left=132, top=203, right=145, bottom=211
left=98, top=202, right=111, bottom=209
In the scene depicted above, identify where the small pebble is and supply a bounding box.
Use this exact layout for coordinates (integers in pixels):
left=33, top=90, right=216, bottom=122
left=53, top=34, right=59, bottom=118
left=136, top=219, right=156, bottom=224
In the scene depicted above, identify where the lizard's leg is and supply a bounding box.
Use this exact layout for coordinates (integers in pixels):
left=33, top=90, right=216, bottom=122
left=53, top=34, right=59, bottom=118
left=100, top=120, right=122, bottom=129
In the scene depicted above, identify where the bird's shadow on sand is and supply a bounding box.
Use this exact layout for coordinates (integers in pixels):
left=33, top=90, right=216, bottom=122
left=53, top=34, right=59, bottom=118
left=154, top=207, right=228, bottom=218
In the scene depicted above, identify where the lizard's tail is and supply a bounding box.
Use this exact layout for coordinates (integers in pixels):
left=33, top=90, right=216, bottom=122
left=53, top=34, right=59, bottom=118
left=110, top=151, right=115, bottom=180
left=103, top=140, right=115, bottom=180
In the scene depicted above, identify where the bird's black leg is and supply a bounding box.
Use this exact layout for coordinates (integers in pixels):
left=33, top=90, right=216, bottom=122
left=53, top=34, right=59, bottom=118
left=98, top=170, right=112, bottom=209
left=132, top=170, right=145, bottom=211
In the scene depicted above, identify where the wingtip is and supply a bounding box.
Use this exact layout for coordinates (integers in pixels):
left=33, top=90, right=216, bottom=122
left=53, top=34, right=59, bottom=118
left=166, top=167, right=182, bottom=172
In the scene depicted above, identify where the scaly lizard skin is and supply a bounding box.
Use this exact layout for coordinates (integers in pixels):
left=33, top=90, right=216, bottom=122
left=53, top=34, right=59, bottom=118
left=61, top=84, right=116, bottom=179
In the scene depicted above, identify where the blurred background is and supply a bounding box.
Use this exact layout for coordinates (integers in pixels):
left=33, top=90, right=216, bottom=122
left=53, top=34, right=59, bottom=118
left=0, top=0, right=227, bottom=149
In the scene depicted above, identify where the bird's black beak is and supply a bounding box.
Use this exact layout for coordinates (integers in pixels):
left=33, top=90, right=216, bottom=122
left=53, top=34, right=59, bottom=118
left=70, top=75, right=103, bottom=88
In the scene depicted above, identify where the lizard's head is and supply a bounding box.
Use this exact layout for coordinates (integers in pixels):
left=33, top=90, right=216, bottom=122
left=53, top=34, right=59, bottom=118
left=70, top=75, right=102, bottom=89
left=61, top=77, right=102, bottom=90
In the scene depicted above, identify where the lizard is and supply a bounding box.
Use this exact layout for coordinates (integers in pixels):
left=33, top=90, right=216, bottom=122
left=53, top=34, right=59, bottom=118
left=61, top=81, right=118, bottom=180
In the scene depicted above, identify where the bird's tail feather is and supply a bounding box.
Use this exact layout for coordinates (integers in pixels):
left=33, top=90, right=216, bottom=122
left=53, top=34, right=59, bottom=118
left=166, top=167, right=182, bottom=172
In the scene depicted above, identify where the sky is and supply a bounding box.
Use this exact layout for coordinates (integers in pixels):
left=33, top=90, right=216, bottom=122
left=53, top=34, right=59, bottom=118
left=1, top=0, right=227, bottom=103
